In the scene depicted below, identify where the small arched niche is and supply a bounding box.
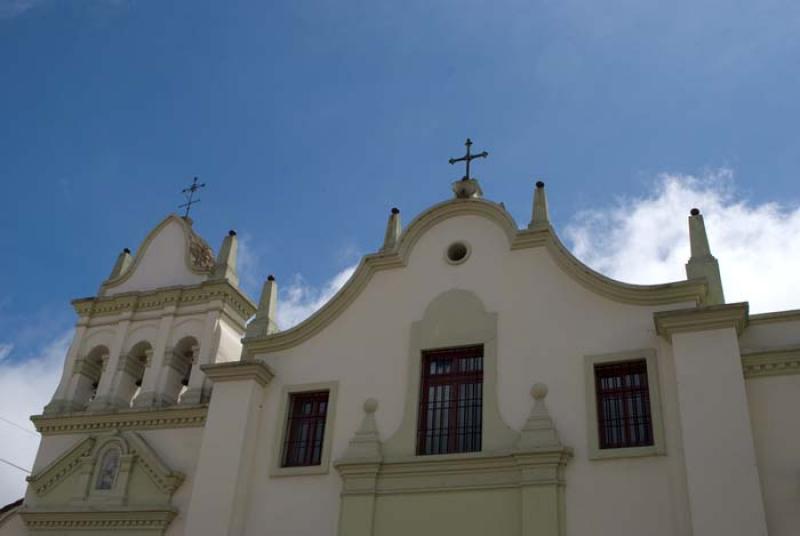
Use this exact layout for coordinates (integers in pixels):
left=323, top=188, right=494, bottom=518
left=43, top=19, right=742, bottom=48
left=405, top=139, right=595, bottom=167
left=94, top=445, right=122, bottom=491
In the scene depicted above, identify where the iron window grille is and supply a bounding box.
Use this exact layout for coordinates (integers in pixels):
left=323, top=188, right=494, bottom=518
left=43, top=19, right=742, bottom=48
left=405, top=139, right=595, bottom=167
left=594, top=359, right=654, bottom=449
left=417, top=345, right=483, bottom=455
left=282, top=390, right=329, bottom=467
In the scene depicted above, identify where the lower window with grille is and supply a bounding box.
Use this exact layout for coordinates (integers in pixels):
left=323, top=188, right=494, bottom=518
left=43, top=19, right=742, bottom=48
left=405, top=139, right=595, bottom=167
left=282, top=390, right=329, bottom=467
left=417, top=345, right=483, bottom=455
left=594, top=359, right=654, bottom=449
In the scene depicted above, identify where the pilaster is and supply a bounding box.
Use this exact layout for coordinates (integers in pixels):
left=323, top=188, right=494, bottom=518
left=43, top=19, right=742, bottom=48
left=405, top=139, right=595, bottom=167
left=88, top=318, right=131, bottom=411
left=133, top=311, right=175, bottom=408
left=181, top=310, right=221, bottom=405
left=654, top=304, right=767, bottom=536
left=184, top=361, right=273, bottom=536
left=43, top=324, right=87, bottom=415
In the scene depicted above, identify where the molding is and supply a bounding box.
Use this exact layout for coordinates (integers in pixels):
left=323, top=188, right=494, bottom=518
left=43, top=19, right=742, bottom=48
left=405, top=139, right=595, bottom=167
left=243, top=198, right=708, bottom=355
left=583, top=349, right=666, bottom=460
left=654, top=302, right=749, bottom=341
left=31, top=405, right=208, bottom=435
left=742, top=346, right=800, bottom=378
left=73, top=279, right=256, bottom=328
left=270, top=381, right=339, bottom=477
left=20, top=508, right=176, bottom=531
left=748, top=308, right=800, bottom=326
left=27, top=437, right=96, bottom=496
left=201, top=360, right=274, bottom=386
left=100, top=214, right=214, bottom=293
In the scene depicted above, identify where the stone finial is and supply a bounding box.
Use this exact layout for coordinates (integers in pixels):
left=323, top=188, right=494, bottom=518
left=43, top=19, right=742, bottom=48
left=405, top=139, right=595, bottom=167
left=528, top=180, right=550, bottom=229
left=516, top=383, right=563, bottom=451
left=381, top=208, right=402, bottom=252
left=451, top=178, right=484, bottom=199
left=108, top=248, right=133, bottom=280
left=211, top=230, right=239, bottom=286
left=339, top=398, right=382, bottom=462
left=245, top=275, right=279, bottom=338
left=686, top=209, right=725, bottom=305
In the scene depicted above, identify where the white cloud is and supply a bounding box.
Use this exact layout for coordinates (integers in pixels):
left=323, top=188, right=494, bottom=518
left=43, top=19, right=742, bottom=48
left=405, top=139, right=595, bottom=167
left=0, top=343, right=13, bottom=362
left=565, top=170, right=800, bottom=313
left=0, top=330, right=71, bottom=506
left=279, top=266, right=358, bottom=329
left=0, top=0, right=37, bottom=19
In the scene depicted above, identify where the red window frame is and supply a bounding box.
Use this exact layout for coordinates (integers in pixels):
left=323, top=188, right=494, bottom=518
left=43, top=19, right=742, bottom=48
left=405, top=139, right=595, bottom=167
left=282, top=390, right=329, bottom=467
left=417, top=345, right=483, bottom=455
left=594, top=359, right=654, bottom=449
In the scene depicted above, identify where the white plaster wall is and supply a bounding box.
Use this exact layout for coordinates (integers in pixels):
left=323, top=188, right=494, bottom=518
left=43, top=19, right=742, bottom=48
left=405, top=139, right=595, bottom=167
left=242, top=214, right=696, bottom=536
left=106, top=219, right=206, bottom=296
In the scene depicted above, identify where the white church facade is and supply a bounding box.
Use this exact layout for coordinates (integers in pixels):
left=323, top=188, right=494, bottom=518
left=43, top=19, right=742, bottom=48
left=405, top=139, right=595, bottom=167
left=0, top=177, right=798, bottom=535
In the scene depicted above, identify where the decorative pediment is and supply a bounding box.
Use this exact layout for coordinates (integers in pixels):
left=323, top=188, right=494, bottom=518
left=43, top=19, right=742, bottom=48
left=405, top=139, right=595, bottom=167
left=100, top=214, right=214, bottom=296
left=27, top=431, right=184, bottom=500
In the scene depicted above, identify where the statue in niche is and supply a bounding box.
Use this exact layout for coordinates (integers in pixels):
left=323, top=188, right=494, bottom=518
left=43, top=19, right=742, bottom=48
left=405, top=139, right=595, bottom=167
left=95, top=448, right=120, bottom=490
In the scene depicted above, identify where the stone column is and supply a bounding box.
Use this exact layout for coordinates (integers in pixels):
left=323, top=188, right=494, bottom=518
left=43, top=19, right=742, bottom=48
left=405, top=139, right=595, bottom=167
left=184, top=361, right=273, bottom=536
left=655, top=304, right=767, bottom=536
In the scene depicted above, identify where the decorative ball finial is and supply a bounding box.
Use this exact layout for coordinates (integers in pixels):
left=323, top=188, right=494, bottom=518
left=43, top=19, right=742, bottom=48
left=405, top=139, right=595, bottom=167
left=363, top=398, right=378, bottom=414
left=391, top=207, right=400, bottom=214
left=536, top=180, right=545, bottom=188
left=123, top=248, right=131, bottom=254
left=531, top=383, right=548, bottom=400
left=228, top=230, right=237, bottom=236
left=690, top=208, right=700, bottom=216
left=267, top=274, right=275, bottom=282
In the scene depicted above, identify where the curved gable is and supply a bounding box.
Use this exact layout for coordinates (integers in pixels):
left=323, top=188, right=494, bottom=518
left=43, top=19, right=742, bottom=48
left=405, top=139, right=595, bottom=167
left=244, top=198, right=708, bottom=355
left=101, top=215, right=214, bottom=296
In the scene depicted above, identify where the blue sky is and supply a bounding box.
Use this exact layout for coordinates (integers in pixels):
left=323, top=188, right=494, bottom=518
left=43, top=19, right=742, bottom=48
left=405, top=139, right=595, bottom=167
left=2, top=0, right=800, bottom=502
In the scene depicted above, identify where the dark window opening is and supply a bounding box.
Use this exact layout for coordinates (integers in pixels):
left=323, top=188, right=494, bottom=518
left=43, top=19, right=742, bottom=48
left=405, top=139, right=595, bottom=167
left=594, top=359, right=654, bottom=449
left=417, top=345, right=483, bottom=455
left=282, top=390, right=329, bottom=467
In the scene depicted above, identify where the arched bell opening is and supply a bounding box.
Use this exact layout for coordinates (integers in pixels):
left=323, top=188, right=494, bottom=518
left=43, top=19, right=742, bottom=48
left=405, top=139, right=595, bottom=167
left=69, top=345, right=109, bottom=411
left=116, top=341, right=152, bottom=408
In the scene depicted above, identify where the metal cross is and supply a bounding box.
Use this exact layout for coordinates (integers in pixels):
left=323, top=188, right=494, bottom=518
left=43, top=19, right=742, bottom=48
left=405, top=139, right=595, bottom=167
left=448, top=138, right=488, bottom=180
left=179, top=177, right=206, bottom=218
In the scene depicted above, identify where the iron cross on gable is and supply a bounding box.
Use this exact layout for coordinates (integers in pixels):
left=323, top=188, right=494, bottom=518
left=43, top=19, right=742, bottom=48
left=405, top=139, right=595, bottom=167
left=179, top=177, right=206, bottom=218
left=449, top=138, right=488, bottom=181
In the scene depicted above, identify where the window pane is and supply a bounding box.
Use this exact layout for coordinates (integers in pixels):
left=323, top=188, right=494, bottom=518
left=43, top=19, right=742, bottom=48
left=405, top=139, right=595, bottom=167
left=282, top=391, right=329, bottom=467
left=417, top=345, right=483, bottom=455
left=594, top=360, right=653, bottom=449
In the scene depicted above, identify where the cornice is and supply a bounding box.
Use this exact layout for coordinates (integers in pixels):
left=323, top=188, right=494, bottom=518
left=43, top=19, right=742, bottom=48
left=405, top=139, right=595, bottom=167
left=20, top=508, right=176, bottom=530
left=742, top=346, right=800, bottom=378
left=72, top=280, right=256, bottom=327
left=335, top=447, right=571, bottom=496
left=748, top=308, right=800, bottom=326
left=201, top=360, right=274, bottom=387
left=654, top=302, right=749, bottom=341
left=31, top=405, right=208, bottom=436
left=243, top=198, right=708, bottom=356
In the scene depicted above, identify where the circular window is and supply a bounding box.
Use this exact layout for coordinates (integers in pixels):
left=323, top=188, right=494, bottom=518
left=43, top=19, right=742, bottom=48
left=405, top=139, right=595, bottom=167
left=445, top=241, right=470, bottom=264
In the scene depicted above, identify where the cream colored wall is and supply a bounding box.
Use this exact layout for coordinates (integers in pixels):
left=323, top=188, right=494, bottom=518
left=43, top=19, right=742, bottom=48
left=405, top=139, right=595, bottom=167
left=747, top=375, right=800, bottom=536
left=0, top=513, right=26, bottom=536
left=242, top=214, right=697, bottom=536
left=105, top=219, right=206, bottom=296
left=743, top=320, right=800, bottom=536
